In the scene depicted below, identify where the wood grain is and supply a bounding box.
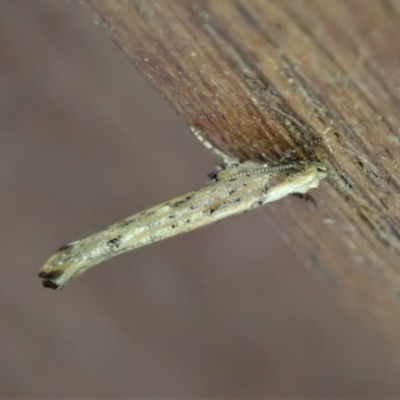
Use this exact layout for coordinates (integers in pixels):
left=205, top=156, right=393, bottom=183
left=82, top=0, right=400, bottom=344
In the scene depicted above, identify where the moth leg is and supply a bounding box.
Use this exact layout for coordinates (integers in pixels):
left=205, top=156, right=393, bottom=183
left=189, top=125, right=240, bottom=167
left=189, top=125, right=271, bottom=183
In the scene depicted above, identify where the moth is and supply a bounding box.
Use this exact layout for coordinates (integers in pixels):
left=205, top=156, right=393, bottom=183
left=39, top=127, right=327, bottom=289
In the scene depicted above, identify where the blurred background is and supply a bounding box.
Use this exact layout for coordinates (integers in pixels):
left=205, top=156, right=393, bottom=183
left=2, top=0, right=400, bottom=397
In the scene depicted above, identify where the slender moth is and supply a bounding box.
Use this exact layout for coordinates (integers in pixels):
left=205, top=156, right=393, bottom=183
left=39, top=127, right=327, bottom=289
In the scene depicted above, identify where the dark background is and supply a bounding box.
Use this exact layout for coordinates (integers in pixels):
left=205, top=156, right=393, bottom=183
left=2, top=0, right=400, bottom=397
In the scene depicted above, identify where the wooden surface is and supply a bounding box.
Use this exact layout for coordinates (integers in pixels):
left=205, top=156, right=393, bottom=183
left=82, top=0, right=400, bottom=343
left=4, top=1, right=400, bottom=396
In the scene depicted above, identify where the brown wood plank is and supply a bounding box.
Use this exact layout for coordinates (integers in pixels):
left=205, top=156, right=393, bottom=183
left=82, top=0, right=400, bottom=344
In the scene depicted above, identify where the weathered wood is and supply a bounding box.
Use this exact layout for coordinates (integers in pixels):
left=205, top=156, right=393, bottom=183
left=81, top=0, right=400, bottom=344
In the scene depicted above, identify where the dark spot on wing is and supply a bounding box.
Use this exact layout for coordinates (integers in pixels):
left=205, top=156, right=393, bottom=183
left=57, top=244, right=72, bottom=252
left=208, top=171, right=218, bottom=181
left=107, top=236, right=122, bottom=248
left=173, top=199, right=186, bottom=207
left=39, top=269, right=63, bottom=280
left=42, top=280, right=60, bottom=289
left=119, top=220, right=131, bottom=227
